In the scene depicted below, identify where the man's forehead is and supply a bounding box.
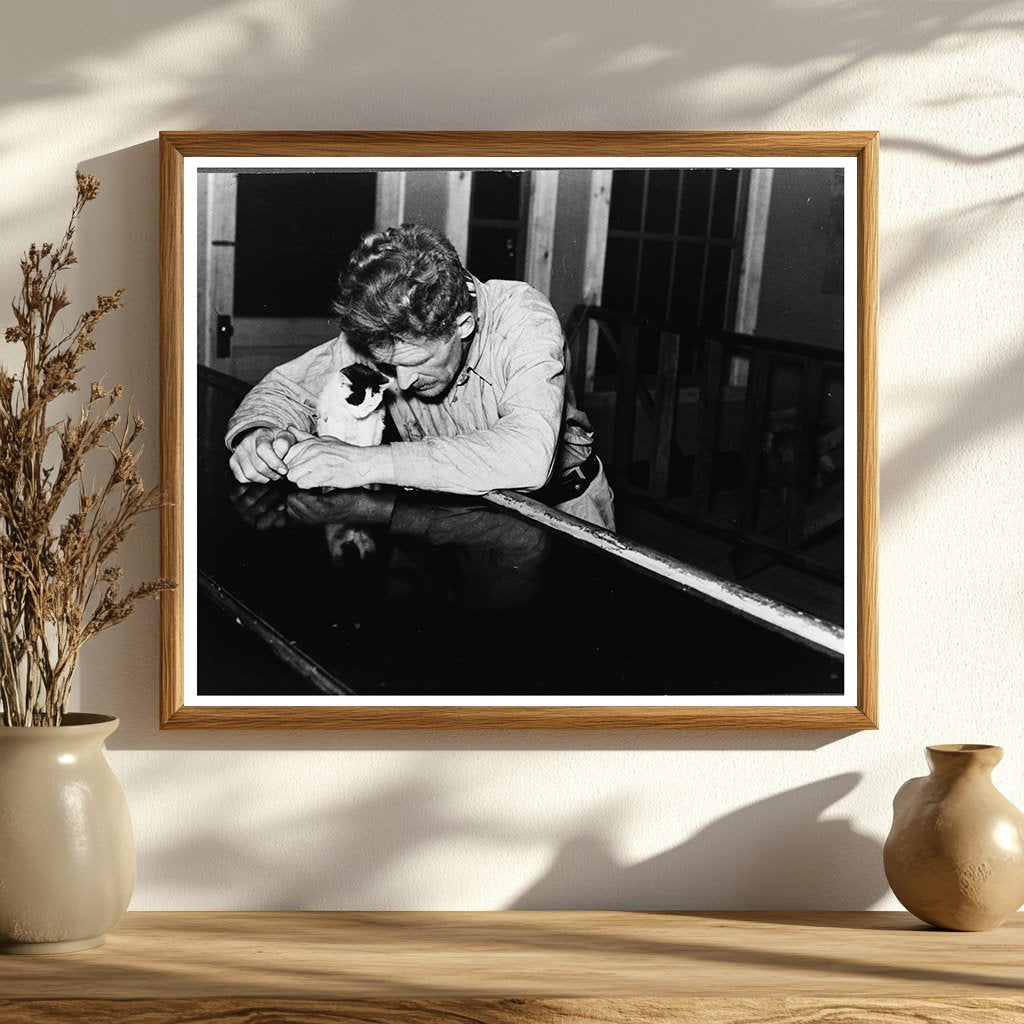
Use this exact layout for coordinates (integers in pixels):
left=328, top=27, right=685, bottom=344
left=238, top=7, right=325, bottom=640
left=392, top=337, right=432, bottom=359
left=371, top=335, right=441, bottom=365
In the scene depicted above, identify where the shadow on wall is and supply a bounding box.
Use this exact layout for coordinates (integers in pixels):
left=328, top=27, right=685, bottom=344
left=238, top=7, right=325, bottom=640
left=72, top=139, right=167, bottom=743
left=128, top=755, right=885, bottom=909
left=880, top=191, right=1024, bottom=307
left=0, top=1, right=1020, bottom=244
left=1, top=0, right=1016, bottom=123
left=512, top=774, right=886, bottom=910
left=883, top=340, right=1024, bottom=512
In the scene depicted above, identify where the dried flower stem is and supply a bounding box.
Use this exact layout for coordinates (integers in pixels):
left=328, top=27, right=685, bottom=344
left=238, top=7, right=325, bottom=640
left=0, top=173, right=174, bottom=726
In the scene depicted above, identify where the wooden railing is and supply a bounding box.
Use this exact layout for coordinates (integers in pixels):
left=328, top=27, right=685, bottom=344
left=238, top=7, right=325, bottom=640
left=565, top=305, right=845, bottom=583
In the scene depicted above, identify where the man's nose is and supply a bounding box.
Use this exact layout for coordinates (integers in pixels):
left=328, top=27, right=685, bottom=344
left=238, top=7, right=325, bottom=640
left=396, top=366, right=419, bottom=391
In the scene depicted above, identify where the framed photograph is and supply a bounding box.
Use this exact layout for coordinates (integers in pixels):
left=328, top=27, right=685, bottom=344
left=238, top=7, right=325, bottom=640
left=159, top=131, right=877, bottom=729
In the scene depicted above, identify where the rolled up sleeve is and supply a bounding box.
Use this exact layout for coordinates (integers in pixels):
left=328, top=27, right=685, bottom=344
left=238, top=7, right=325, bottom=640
left=223, top=338, right=341, bottom=449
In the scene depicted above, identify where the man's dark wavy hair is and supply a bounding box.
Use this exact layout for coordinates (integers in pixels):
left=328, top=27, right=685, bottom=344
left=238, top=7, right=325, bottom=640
left=333, top=224, right=471, bottom=357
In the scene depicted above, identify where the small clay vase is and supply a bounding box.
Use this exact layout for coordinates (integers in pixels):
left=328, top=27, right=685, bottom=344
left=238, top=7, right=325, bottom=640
left=884, top=744, right=1024, bottom=930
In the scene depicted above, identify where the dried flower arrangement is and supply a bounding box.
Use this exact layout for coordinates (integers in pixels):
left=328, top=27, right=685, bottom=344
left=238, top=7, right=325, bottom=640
left=0, top=173, right=173, bottom=726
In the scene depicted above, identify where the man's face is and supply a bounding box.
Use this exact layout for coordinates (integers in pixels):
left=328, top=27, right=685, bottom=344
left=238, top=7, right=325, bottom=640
left=373, top=312, right=474, bottom=401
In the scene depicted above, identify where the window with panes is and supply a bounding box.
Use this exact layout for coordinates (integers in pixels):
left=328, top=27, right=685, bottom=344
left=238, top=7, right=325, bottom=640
left=600, top=168, right=748, bottom=331
left=465, top=171, right=530, bottom=282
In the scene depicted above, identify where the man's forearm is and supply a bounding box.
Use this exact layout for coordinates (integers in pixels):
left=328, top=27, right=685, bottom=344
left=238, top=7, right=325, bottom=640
left=387, top=417, right=557, bottom=495
left=363, top=444, right=397, bottom=486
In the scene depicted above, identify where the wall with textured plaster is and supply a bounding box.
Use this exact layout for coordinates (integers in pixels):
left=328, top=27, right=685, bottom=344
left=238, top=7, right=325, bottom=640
left=1, top=0, right=1021, bottom=910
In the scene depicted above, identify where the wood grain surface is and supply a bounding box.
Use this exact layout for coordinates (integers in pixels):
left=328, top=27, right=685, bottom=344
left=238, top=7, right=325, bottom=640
left=159, top=132, right=185, bottom=731
left=159, top=130, right=879, bottom=157
left=158, top=704, right=877, bottom=730
left=3, top=997, right=1023, bottom=1024
left=857, top=132, right=880, bottom=731
left=1, top=911, right=1020, bottom=1022
left=159, top=130, right=879, bottom=730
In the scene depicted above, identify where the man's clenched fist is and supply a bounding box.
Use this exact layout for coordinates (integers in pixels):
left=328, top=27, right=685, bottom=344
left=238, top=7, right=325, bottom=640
left=229, top=427, right=301, bottom=483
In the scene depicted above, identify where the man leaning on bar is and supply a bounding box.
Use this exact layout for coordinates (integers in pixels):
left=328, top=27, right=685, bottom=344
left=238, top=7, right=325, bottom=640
left=225, top=223, right=616, bottom=531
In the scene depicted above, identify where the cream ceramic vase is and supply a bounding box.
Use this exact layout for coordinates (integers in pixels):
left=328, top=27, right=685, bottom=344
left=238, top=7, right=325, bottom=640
left=0, top=713, right=135, bottom=953
left=884, top=744, right=1024, bottom=931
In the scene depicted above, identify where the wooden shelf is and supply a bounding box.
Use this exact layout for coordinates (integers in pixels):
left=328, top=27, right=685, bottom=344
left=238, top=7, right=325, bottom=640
left=1, top=911, right=1021, bottom=1022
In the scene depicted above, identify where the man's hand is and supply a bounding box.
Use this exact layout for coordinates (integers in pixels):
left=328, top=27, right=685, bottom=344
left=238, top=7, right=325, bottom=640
left=229, top=427, right=300, bottom=483
left=284, top=434, right=395, bottom=490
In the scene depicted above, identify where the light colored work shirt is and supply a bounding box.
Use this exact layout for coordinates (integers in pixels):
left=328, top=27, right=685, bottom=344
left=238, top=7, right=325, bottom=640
left=225, top=276, right=595, bottom=496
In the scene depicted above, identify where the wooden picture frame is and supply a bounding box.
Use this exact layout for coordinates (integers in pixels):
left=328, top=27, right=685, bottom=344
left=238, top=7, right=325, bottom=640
left=160, top=131, right=878, bottom=729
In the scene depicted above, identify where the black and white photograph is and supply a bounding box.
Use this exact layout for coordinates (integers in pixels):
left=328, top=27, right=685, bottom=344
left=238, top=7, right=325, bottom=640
left=164, top=137, right=876, bottom=726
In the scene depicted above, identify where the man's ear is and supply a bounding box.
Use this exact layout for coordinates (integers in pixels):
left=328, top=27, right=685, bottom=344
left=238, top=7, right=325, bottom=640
left=456, top=311, right=475, bottom=340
